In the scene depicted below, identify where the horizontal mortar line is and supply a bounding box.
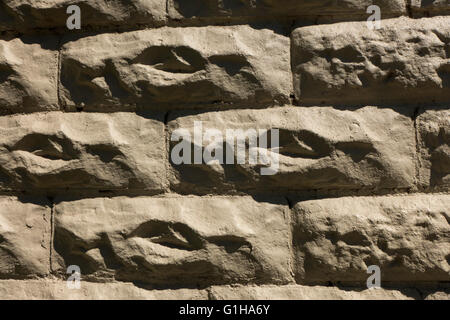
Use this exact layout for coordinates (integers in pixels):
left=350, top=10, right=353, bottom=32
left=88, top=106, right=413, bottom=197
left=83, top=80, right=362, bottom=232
left=0, top=189, right=448, bottom=200
left=2, top=103, right=450, bottom=118
left=0, top=278, right=447, bottom=292
left=0, top=12, right=437, bottom=38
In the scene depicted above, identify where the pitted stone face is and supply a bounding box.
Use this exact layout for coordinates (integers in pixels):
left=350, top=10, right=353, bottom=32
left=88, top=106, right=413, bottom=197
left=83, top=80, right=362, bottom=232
left=292, top=194, right=450, bottom=284
left=0, top=0, right=167, bottom=32
left=0, top=1, right=449, bottom=299
left=167, top=106, right=416, bottom=194
left=53, top=196, right=292, bottom=286
left=59, top=26, right=292, bottom=112
left=0, top=196, right=51, bottom=278
left=0, top=37, right=59, bottom=114
left=291, top=16, right=450, bottom=107
left=168, top=0, right=406, bottom=20
left=417, top=109, right=450, bottom=190
left=0, top=112, right=166, bottom=194
left=410, top=0, right=450, bottom=17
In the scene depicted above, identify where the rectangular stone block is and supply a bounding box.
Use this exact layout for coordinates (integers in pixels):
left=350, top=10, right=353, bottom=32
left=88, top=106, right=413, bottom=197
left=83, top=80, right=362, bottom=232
left=168, top=0, right=406, bottom=21
left=410, top=0, right=450, bottom=17
left=53, top=196, right=292, bottom=286
left=292, top=194, right=450, bottom=284
left=0, top=36, right=59, bottom=114
left=0, top=196, right=50, bottom=278
left=209, top=285, right=418, bottom=300
left=60, top=26, right=291, bottom=112
left=0, top=280, right=207, bottom=300
left=417, top=109, right=450, bottom=190
left=0, top=0, right=167, bottom=32
left=291, top=16, right=450, bottom=106
left=168, top=106, right=415, bottom=194
left=0, top=112, right=166, bottom=194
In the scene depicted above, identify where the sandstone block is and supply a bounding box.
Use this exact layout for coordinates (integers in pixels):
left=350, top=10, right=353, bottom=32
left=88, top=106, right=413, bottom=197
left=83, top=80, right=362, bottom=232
left=0, top=112, right=166, bottom=194
left=0, top=280, right=207, bottom=299
left=410, top=0, right=450, bottom=17
left=424, top=289, right=450, bottom=300
left=0, top=196, right=50, bottom=278
left=209, top=285, right=419, bottom=300
left=292, top=194, right=450, bottom=284
left=291, top=16, right=450, bottom=106
left=0, top=36, right=59, bottom=114
left=0, top=0, right=167, bottom=32
left=168, top=106, right=415, bottom=194
left=168, top=0, right=406, bottom=21
left=53, top=196, right=292, bottom=286
left=417, top=109, right=450, bottom=190
left=60, top=26, right=291, bottom=112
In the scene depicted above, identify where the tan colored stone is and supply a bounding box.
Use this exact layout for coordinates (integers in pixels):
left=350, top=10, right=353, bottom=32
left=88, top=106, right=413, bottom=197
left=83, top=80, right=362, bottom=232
left=53, top=196, right=292, bottom=286
left=168, top=106, right=415, bottom=194
left=410, top=0, right=450, bottom=17
left=0, top=36, right=59, bottom=114
left=292, top=194, right=450, bottom=284
left=291, top=16, right=450, bottom=106
left=0, top=112, right=166, bottom=194
left=60, top=26, right=291, bottom=112
left=417, top=109, right=450, bottom=190
left=424, top=289, right=450, bottom=300
left=0, top=280, right=207, bottom=300
left=0, top=196, right=50, bottom=278
left=0, top=0, right=167, bottom=32
left=209, top=285, right=419, bottom=300
left=169, top=0, right=406, bottom=21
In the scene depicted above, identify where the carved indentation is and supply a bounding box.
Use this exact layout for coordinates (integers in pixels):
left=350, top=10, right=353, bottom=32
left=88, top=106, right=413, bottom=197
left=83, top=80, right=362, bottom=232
left=208, top=235, right=252, bottom=254
left=278, top=129, right=332, bottom=159
left=10, top=133, right=81, bottom=161
left=0, top=62, right=14, bottom=83
left=127, top=221, right=204, bottom=251
left=132, top=46, right=207, bottom=74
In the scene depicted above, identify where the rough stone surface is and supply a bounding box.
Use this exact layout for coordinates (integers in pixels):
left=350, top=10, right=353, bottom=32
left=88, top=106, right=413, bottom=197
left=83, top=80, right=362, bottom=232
left=410, top=0, right=450, bottom=17
left=0, top=36, right=59, bottom=114
left=53, top=196, right=292, bottom=286
left=291, top=16, right=450, bottom=106
left=209, top=285, right=420, bottom=300
left=423, top=289, right=450, bottom=300
left=0, top=280, right=207, bottom=300
left=0, top=112, right=166, bottom=194
left=168, top=106, right=415, bottom=194
left=60, top=26, right=291, bottom=112
left=0, top=0, right=167, bottom=32
left=293, top=194, right=450, bottom=284
left=168, top=0, right=406, bottom=21
left=0, top=0, right=449, bottom=301
left=0, top=196, right=50, bottom=278
left=417, top=109, right=450, bottom=191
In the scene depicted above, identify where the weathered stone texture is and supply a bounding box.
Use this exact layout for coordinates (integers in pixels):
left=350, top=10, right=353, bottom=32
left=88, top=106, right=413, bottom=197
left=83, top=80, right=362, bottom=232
left=168, top=106, right=415, bottom=194
left=60, top=26, right=291, bottom=112
left=169, top=0, right=406, bottom=21
left=0, top=0, right=449, bottom=301
left=0, top=280, right=207, bottom=300
left=0, top=36, right=59, bottom=114
left=53, top=196, right=292, bottom=286
left=209, top=285, right=419, bottom=300
left=424, top=290, right=450, bottom=300
left=0, top=0, right=167, bottom=32
left=293, top=194, right=450, bottom=284
left=417, top=109, right=450, bottom=190
left=0, top=196, right=50, bottom=278
left=0, top=112, right=166, bottom=194
left=410, top=0, right=450, bottom=17
left=292, top=16, right=450, bottom=106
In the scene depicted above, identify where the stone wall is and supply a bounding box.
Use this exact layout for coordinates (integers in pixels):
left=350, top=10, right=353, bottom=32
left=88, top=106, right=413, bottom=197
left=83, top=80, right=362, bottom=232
left=0, top=0, right=449, bottom=300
